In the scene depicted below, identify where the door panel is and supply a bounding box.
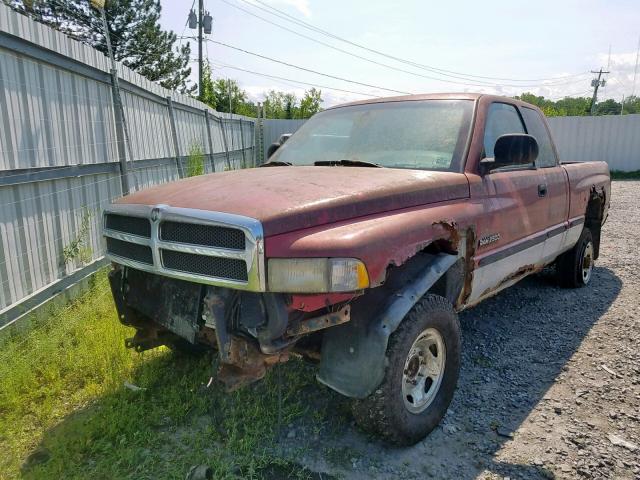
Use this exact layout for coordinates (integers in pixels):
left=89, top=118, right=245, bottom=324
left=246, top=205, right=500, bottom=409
left=519, top=107, right=571, bottom=263
left=469, top=169, right=549, bottom=303
left=466, top=102, right=549, bottom=304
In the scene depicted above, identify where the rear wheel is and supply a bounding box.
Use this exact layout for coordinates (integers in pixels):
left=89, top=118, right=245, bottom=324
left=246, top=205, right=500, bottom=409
left=351, top=294, right=461, bottom=446
left=557, top=228, right=594, bottom=288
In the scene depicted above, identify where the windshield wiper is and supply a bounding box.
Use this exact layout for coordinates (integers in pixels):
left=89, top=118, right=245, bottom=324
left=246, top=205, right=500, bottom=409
left=260, top=160, right=293, bottom=167
left=313, top=159, right=382, bottom=168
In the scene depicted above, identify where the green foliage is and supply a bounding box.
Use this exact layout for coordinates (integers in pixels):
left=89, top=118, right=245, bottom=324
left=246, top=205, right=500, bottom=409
left=0, top=274, right=346, bottom=479
left=62, top=209, right=93, bottom=266
left=516, top=92, right=640, bottom=117
left=6, top=0, right=194, bottom=93
left=297, top=88, right=323, bottom=119
left=186, top=143, right=205, bottom=177
left=199, top=72, right=257, bottom=117
left=610, top=170, right=640, bottom=180
left=263, top=88, right=323, bottom=119
left=620, top=95, right=640, bottom=114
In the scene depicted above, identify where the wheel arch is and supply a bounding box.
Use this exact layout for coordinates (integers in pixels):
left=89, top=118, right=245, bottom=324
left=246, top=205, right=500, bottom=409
left=316, top=252, right=460, bottom=398
left=585, top=187, right=606, bottom=259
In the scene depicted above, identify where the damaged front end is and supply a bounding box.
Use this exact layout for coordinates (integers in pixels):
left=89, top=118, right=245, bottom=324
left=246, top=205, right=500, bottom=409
left=109, top=266, right=350, bottom=390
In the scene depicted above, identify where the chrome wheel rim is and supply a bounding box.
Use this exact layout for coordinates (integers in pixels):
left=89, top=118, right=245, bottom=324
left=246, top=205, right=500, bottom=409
left=402, top=328, right=446, bottom=414
left=582, top=241, right=594, bottom=284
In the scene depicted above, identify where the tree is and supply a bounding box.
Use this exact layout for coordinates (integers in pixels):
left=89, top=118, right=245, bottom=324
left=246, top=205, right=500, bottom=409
left=5, top=0, right=194, bottom=93
left=200, top=77, right=256, bottom=117
left=621, top=95, right=640, bottom=114
left=594, top=98, right=621, bottom=116
left=262, top=88, right=323, bottom=119
left=297, top=88, right=323, bottom=119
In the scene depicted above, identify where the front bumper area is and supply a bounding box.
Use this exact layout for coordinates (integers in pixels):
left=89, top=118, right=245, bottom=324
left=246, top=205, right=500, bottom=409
left=109, top=266, right=350, bottom=390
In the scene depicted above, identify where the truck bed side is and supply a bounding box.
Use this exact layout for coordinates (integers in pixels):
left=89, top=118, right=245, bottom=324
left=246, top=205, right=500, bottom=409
left=562, top=161, right=611, bottom=222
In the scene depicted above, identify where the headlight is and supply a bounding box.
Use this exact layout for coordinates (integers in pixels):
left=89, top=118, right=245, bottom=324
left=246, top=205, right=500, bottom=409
left=267, top=258, right=370, bottom=293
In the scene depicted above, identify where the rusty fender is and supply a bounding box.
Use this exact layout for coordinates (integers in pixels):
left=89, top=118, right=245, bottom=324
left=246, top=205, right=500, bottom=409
left=317, top=253, right=459, bottom=398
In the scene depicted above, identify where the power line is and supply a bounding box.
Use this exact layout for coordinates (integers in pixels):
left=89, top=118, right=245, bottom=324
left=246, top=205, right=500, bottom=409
left=208, top=59, right=380, bottom=97
left=238, top=0, right=591, bottom=84
left=222, top=0, right=590, bottom=88
left=203, top=38, right=412, bottom=95
left=218, top=0, right=572, bottom=89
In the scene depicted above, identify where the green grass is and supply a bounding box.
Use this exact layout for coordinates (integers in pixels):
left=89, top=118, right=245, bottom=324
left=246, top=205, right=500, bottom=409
left=611, top=170, right=640, bottom=180
left=0, top=272, right=338, bottom=479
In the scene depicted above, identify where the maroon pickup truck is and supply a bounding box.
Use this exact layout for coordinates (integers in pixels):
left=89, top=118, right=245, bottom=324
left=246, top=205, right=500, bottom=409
left=104, top=93, right=610, bottom=445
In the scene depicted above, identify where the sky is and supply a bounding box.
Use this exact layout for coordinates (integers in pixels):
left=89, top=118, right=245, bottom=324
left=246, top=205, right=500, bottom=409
left=159, top=0, right=640, bottom=108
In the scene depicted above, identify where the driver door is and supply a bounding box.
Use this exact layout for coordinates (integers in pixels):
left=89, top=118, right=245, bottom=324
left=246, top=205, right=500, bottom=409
left=468, top=102, right=550, bottom=304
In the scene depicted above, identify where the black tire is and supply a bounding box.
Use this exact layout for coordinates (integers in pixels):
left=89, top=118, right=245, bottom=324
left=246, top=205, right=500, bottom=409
left=167, top=338, right=210, bottom=356
left=556, top=228, right=594, bottom=288
left=351, top=294, right=461, bottom=446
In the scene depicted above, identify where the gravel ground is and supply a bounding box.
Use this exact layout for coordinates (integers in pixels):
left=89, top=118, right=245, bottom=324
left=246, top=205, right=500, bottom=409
left=277, top=181, right=639, bottom=480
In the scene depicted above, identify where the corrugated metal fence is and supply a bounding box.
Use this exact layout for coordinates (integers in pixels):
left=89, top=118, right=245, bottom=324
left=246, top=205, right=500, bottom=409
left=261, top=116, right=640, bottom=172
left=546, top=114, right=640, bottom=172
left=0, top=4, right=257, bottom=327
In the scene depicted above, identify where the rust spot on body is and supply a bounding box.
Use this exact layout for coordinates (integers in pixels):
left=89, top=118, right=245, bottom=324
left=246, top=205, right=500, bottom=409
left=432, top=219, right=461, bottom=247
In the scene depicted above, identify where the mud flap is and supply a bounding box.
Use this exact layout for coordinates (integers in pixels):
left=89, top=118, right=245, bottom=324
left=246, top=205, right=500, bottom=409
left=317, top=253, right=458, bottom=399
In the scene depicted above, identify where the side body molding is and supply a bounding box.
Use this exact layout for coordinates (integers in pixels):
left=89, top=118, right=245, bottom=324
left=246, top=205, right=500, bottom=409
left=317, top=253, right=459, bottom=398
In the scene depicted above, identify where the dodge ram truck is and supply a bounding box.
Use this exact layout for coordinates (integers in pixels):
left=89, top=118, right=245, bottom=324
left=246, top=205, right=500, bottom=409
left=103, top=93, right=610, bottom=445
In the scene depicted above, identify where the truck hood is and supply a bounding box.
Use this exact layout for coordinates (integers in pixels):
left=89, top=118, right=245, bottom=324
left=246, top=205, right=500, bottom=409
left=117, top=166, right=469, bottom=236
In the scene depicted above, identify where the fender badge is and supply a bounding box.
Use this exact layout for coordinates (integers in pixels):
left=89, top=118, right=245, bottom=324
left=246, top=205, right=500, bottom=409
left=479, top=233, right=500, bottom=247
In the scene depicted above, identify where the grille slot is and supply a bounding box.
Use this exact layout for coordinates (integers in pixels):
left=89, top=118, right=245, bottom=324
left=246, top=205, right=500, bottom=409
left=106, top=237, right=153, bottom=265
left=160, top=221, right=245, bottom=250
left=105, top=214, right=151, bottom=238
left=161, top=249, right=248, bottom=281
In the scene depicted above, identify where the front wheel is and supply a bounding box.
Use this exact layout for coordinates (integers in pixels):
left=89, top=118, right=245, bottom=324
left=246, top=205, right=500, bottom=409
left=351, top=294, right=461, bottom=446
left=556, top=228, right=594, bottom=288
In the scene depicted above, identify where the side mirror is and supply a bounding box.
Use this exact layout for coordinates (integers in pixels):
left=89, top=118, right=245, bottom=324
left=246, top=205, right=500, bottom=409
left=266, top=133, right=292, bottom=159
left=480, top=134, right=539, bottom=173
left=266, top=142, right=280, bottom=159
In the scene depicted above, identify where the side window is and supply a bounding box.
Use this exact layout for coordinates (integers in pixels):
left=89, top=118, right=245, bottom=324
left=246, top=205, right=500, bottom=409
left=483, top=103, right=525, bottom=158
left=521, top=107, right=558, bottom=168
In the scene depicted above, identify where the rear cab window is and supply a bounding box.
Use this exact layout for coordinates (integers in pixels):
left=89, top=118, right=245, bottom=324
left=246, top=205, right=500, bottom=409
left=520, top=107, right=558, bottom=168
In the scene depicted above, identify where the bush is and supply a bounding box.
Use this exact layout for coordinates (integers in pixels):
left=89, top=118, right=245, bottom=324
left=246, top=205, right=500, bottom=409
left=186, top=144, right=205, bottom=177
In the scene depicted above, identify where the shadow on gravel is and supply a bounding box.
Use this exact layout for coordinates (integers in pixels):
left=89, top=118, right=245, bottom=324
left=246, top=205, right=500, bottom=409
left=293, top=266, right=622, bottom=479
left=411, top=265, right=622, bottom=479
left=21, top=267, right=622, bottom=480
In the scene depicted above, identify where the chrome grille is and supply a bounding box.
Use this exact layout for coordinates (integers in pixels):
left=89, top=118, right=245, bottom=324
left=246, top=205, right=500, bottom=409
left=106, top=237, right=153, bottom=265
left=160, top=221, right=245, bottom=250
left=102, top=205, right=264, bottom=291
left=161, top=250, right=248, bottom=281
left=105, top=213, right=151, bottom=238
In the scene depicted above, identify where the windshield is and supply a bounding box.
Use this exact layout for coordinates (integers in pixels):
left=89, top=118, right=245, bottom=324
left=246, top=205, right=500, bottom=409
left=270, top=99, right=474, bottom=171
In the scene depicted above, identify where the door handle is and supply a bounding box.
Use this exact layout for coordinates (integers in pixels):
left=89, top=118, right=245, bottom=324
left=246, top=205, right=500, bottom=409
left=538, top=183, right=548, bottom=197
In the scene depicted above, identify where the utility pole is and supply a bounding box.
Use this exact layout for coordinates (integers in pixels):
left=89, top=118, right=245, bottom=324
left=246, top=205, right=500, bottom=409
left=198, top=0, right=203, bottom=98
left=187, top=4, right=212, bottom=100
left=589, top=68, right=609, bottom=115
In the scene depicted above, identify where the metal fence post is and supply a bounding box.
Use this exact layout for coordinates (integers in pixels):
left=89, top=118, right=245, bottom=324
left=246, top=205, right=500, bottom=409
left=239, top=120, right=247, bottom=169
left=219, top=116, right=232, bottom=170
left=204, top=109, right=215, bottom=173
left=166, top=96, right=184, bottom=178
left=109, top=69, right=130, bottom=195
